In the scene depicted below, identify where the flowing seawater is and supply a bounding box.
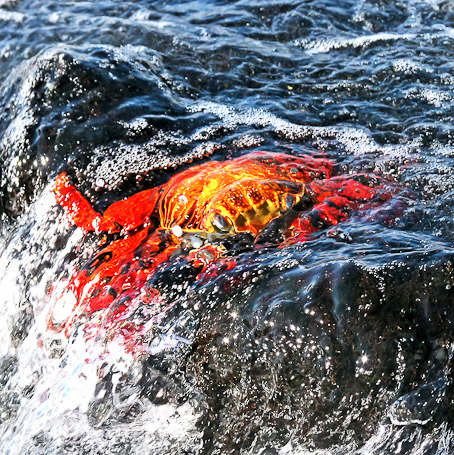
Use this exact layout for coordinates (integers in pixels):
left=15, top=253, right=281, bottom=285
left=1, top=1, right=454, bottom=453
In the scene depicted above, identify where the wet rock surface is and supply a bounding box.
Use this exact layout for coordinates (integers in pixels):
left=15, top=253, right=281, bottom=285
left=1, top=0, right=454, bottom=454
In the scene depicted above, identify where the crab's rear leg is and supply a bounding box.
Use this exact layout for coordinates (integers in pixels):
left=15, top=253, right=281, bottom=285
left=55, top=172, right=161, bottom=233
left=48, top=229, right=176, bottom=334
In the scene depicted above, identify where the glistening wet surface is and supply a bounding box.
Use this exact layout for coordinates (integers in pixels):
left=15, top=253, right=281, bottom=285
left=1, top=1, right=454, bottom=454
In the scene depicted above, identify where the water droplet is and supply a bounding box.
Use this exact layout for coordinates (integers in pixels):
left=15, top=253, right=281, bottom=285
left=172, top=225, right=183, bottom=237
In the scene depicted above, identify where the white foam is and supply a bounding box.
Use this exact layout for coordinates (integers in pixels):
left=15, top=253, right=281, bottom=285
left=295, top=28, right=454, bottom=55
left=95, top=43, right=163, bottom=72
left=360, top=422, right=454, bottom=455
left=0, top=8, right=24, bottom=23
left=295, top=32, right=417, bottom=54
left=392, top=59, right=427, bottom=75
left=89, top=136, right=220, bottom=190
left=188, top=101, right=413, bottom=158
left=405, top=87, right=453, bottom=108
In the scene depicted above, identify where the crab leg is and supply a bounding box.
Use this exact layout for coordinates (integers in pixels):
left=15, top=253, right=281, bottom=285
left=48, top=229, right=176, bottom=332
left=290, top=195, right=352, bottom=236
left=289, top=176, right=383, bottom=240
left=304, top=175, right=380, bottom=203
left=54, top=172, right=161, bottom=233
left=55, top=172, right=118, bottom=233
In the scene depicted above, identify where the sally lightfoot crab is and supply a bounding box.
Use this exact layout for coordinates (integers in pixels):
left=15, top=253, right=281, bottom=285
left=50, top=151, right=389, bottom=351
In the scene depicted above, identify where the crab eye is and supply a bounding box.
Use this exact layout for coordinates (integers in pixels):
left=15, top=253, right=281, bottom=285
left=290, top=168, right=299, bottom=175
left=280, top=193, right=295, bottom=212
left=211, top=213, right=232, bottom=233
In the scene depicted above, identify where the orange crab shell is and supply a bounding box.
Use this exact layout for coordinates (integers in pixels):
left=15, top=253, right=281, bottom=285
left=201, top=179, right=305, bottom=235
left=158, top=152, right=332, bottom=235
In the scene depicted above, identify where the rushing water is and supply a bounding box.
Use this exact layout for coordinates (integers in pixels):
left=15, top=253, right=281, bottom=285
left=1, top=0, right=454, bottom=454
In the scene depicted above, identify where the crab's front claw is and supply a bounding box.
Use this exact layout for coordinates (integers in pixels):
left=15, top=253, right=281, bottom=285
left=54, top=172, right=120, bottom=233
left=101, top=187, right=161, bottom=232
left=54, top=173, right=161, bottom=234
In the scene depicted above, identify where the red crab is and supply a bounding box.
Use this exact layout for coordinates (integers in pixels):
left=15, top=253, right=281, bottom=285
left=50, top=152, right=388, bottom=352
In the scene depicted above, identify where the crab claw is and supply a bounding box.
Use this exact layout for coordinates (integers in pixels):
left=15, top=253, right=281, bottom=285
left=54, top=172, right=161, bottom=233
left=54, top=172, right=120, bottom=233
